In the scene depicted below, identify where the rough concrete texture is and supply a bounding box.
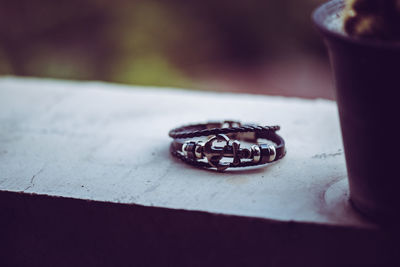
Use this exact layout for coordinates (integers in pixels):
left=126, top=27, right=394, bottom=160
left=0, top=77, right=370, bottom=227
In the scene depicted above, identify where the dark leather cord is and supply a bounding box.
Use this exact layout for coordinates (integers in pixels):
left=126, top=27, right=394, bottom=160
left=168, top=121, right=286, bottom=171
left=169, top=124, right=280, bottom=139
left=255, top=130, right=286, bottom=161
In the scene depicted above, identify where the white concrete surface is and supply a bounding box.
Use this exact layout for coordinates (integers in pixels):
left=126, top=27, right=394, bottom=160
left=0, top=77, right=372, bottom=227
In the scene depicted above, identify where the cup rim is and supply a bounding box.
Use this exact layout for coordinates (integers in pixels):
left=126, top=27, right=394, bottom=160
left=312, top=0, right=400, bottom=49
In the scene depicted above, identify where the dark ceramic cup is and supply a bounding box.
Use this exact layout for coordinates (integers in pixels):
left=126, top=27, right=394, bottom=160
left=313, top=0, right=400, bottom=223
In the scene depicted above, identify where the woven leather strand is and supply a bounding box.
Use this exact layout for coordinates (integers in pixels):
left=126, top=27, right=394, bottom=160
left=168, top=122, right=286, bottom=170
left=169, top=125, right=280, bottom=139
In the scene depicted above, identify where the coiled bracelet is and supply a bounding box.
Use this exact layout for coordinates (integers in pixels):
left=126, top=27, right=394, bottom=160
left=169, top=120, right=286, bottom=171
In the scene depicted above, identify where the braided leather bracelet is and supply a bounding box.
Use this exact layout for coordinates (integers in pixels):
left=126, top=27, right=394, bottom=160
left=169, top=120, right=286, bottom=171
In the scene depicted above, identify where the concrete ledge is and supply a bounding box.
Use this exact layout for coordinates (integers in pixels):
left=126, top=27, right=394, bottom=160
left=0, top=77, right=395, bottom=265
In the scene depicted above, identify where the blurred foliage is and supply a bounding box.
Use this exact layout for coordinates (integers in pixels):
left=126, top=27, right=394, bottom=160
left=0, top=0, right=327, bottom=87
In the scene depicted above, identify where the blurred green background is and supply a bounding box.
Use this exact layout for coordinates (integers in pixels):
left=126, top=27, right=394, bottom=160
left=0, top=0, right=333, bottom=99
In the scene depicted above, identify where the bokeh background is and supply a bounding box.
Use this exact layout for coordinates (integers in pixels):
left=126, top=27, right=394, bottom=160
left=0, top=0, right=334, bottom=99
